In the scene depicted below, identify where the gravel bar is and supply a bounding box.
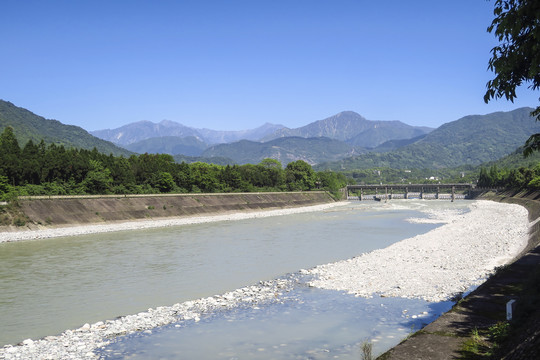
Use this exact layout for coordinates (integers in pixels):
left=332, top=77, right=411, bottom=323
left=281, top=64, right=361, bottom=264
left=306, top=200, right=529, bottom=302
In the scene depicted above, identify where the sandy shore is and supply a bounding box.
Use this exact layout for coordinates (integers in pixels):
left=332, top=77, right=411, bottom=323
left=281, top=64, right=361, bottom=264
left=307, top=200, right=530, bottom=302
left=0, top=202, right=346, bottom=243
left=0, top=200, right=530, bottom=359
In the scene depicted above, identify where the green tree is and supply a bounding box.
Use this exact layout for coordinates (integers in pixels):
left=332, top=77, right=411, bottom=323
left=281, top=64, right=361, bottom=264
left=82, top=160, right=113, bottom=194
left=0, top=175, right=12, bottom=200
left=189, top=162, right=222, bottom=192
left=0, top=127, right=22, bottom=184
left=153, top=171, right=175, bottom=193
left=478, top=167, right=493, bottom=187
left=484, top=0, right=540, bottom=156
left=285, top=160, right=316, bottom=191
left=258, top=159, right=285, bottom=189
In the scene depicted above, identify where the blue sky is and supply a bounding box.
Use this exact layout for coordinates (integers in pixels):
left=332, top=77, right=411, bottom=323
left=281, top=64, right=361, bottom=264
left=1, top=0, right=538, bottom=131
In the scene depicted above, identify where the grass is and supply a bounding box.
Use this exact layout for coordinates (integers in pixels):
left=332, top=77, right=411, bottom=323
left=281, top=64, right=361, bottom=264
left=459, top=322, right=510, bottom=359
left=360, top=340, right=373, bottom=360
left=0, top=201, right=30, bottom=226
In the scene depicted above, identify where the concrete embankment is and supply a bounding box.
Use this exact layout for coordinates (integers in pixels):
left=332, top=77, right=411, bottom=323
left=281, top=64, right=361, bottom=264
left=12, top=191, right=335, bottom=228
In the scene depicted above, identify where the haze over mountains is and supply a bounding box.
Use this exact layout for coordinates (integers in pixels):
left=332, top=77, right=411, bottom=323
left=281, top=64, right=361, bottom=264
left=91, top=121, right=287, bottom=146
left=1, top=98, right=538, bottom=170
left=90, top=111, right=434, bottom=164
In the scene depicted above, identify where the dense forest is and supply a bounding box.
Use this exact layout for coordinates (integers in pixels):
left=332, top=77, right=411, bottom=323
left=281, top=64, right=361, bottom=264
left=0, top=127, right=349, bottom=200
left=477, top=164, right=540, bottom=189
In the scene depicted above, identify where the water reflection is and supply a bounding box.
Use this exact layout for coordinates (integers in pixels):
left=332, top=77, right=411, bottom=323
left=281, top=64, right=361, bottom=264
left=101, top=281, right=454, bottom=359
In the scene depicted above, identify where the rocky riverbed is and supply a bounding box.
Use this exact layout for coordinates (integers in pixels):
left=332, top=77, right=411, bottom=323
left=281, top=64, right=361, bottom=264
left=0, top=279, right=295, bottom=360
left=306, top=201, right=529, bottom=302
left=0, top=200, right=530, bottom=359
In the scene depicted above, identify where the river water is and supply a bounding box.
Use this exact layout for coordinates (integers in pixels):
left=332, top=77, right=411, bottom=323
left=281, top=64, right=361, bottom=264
left=0, top=200, right=469, bottom=357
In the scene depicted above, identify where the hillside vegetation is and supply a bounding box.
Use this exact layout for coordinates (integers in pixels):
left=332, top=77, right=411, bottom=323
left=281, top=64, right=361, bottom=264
left=317, top=108, right=538, bottom=170
left=202, top=137, right=366, bottom=165
left=125, top=136, right=208, bottom=156
left=0, top=100, right=131, bottom=156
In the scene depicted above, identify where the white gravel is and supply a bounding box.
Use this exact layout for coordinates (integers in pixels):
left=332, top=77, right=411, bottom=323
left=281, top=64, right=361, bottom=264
left=0, top=279, right=294, bottom=360
left=307, top=200, right=530, bottom=302
left=0, top=202, right=346, bottom=243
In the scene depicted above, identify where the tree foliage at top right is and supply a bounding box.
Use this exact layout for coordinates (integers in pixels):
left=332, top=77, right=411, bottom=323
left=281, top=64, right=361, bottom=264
left=484, top=0, right=540, bottom=156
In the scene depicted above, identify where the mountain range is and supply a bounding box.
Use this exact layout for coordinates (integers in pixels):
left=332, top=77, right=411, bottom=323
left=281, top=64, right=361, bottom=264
left=260, top=111, right=432, bottom=147
left=91, top=111, right=433, bottom=163
left=91, top=120, right=286, bottom=146
left=1, top=98, right=538, bottom=170
left=315, top=107, right=539, bottom=170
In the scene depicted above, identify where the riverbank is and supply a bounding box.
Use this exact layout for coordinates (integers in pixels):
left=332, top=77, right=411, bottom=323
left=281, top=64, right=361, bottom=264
left=378, top=191, right=540, bottom=359
left=0, top=191, right=337, bottom=242
left=307, top=200, right=529, bottom=302
left=0, top=199, right=529, bottom=360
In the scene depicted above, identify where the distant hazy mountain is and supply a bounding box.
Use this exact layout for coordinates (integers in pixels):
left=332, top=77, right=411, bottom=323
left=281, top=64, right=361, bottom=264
left=91, top=120, right=286, bottom=146
left=262, top=111, right=433, bottom=148
left=91, top=111, right=431, bottom=156
left=0, top=100, right=131, bottom=156
left=202, top=137, right=365, bottom=165
left=91, top=120, right=201, bottom=146
left=125, top=136, right=208, bottom=156
left=316, top=107, right=539, bottom=170
left=197, top=123, right=286, bottom=144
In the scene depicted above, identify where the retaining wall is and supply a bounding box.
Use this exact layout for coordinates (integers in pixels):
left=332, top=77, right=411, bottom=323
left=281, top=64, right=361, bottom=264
left=17, top=192, right=335, bottom=227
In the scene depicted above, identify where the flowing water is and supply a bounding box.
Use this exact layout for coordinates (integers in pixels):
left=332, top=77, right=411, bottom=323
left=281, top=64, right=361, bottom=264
left=0, top=200, right=469, bottom=356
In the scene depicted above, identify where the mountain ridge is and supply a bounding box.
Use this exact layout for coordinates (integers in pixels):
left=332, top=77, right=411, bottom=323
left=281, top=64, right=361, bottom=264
left=202, top=136, right=365, bottom=165
left=315, top=107, right=539, bottom=170
left=91, top=110, right=433, bottom=154
left=0, top=100, right=131, bottom=156
left=261, top=111, right=433, bottom=147
left=91, top=120, right=286, bottom=146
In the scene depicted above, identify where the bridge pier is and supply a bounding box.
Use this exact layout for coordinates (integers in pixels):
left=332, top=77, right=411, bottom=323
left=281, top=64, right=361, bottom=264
left=346, top=184, right=472, bottom=201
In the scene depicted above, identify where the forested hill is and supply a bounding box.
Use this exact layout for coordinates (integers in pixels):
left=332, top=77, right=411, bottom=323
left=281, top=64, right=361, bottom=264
left=201, top=137, right=365, bottom=165
left=316, top=107, right=539, bottom=170
left=0, top=100, right=131, bottom=156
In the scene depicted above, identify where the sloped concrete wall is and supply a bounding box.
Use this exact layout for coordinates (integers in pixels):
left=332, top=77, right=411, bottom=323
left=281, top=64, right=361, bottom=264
left=19, top=192, right=335, bottom=226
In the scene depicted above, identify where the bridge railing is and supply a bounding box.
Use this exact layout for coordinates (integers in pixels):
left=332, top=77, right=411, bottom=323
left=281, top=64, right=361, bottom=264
left=346, top=183, right=473, bottom=201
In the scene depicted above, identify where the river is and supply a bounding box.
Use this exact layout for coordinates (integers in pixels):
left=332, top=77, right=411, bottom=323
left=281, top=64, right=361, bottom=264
left=0, top=200, right=470, bottom=357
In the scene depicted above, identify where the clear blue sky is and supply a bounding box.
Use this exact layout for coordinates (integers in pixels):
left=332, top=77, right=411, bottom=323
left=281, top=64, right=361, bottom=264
left=1, top=0, right=538, bottom=131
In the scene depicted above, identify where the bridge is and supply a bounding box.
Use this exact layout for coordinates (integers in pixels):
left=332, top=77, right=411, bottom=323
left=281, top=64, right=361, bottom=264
left=346, top=183, right=474, bottom=202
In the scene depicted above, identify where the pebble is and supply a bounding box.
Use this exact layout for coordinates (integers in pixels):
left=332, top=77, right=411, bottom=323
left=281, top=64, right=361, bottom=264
left=0, top=277, right=294, bottom=360
left=307, top=201, right=529, bottom=302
